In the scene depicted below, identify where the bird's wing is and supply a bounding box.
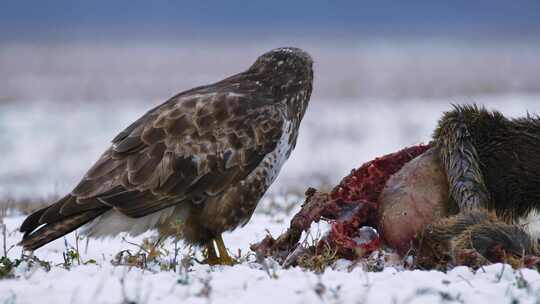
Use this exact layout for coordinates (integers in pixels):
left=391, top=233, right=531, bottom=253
left=59, top=90, right=285, bottom=218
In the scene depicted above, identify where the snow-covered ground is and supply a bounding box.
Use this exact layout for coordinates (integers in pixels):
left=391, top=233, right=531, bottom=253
left=2, top=96, right=540, bottom=303
left=2, top=95, right=540, bottom=199
left=3, top=211, right=540, bottom=304
left=1, top=37, right=540, bottom=303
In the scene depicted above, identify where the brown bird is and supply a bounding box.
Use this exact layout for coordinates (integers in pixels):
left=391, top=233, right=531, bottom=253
left=19, top=47, right=314, bottom=265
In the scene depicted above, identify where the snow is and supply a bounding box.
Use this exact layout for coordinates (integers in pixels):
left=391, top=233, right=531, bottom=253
left=3, top=95, right=540, bottom=303
left=2, top=95, right=540, bottom=199
left=3, top=213, right=540, bottom=304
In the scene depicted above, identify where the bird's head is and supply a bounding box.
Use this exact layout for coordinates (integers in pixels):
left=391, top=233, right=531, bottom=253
left=247, top=47, right=314, bottom=98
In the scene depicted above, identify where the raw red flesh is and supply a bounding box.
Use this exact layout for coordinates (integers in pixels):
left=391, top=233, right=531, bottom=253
left=324, top=144, right=431, bottom=257
left=251, top=144, right=432, bottom=263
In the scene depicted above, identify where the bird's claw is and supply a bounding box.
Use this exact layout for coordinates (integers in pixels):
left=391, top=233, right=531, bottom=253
left=202, top=235, right=237, bottom=266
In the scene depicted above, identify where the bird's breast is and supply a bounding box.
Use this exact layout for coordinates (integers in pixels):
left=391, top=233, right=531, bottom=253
left=250, top=119, right=296, bottom=188
left=195, top=119, right=299, bottom=235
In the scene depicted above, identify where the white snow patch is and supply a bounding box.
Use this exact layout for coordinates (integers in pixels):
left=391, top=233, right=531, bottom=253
left=2, top=95, right=540, bottom=199
left=2, top=215, right=540, bottom=304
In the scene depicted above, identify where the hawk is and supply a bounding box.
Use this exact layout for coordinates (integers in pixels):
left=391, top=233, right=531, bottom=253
left=19, top=47, right=314, bottom=265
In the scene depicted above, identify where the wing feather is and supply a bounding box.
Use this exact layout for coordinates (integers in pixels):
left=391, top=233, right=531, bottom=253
left=69, top=89, right=284, bottom=218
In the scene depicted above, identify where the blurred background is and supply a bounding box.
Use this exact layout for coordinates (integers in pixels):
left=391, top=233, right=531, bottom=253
left=1, top=0, right=540, bottom=200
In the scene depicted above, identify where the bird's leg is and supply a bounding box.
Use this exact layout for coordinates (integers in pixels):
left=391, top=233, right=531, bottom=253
left=214, top=235, right=236, bottom=265
left=203, top=235, right=236, bottom=266
left=203, top=241, right=219, bottom=263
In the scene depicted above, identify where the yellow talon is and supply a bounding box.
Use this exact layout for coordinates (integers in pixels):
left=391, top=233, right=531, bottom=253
left=215, top=235, right=236, bottom=265
left=203, top=235, right=237, bottom=266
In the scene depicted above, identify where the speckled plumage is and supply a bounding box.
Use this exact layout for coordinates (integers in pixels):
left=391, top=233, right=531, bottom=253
left=20, top=47, right=314, bottom=250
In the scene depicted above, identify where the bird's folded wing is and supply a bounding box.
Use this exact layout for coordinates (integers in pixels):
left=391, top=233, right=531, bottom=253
left=62, top=91, right=284, bottom=218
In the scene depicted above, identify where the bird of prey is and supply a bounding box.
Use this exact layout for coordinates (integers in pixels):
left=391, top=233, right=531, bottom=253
left=19, top=47, right=314, bottom=265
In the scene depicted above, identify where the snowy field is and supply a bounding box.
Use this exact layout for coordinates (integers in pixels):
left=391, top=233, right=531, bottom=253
left=4, top=212, right=540, bottom=304
left=2, top=95, right=540, bottom=199
left=2, top=41, right=540, bottom=303
left=3, top=96, right=540, bottom=303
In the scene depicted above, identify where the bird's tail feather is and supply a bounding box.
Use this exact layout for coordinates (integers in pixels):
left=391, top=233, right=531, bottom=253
left=19, top=208, right=108, bottom=251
